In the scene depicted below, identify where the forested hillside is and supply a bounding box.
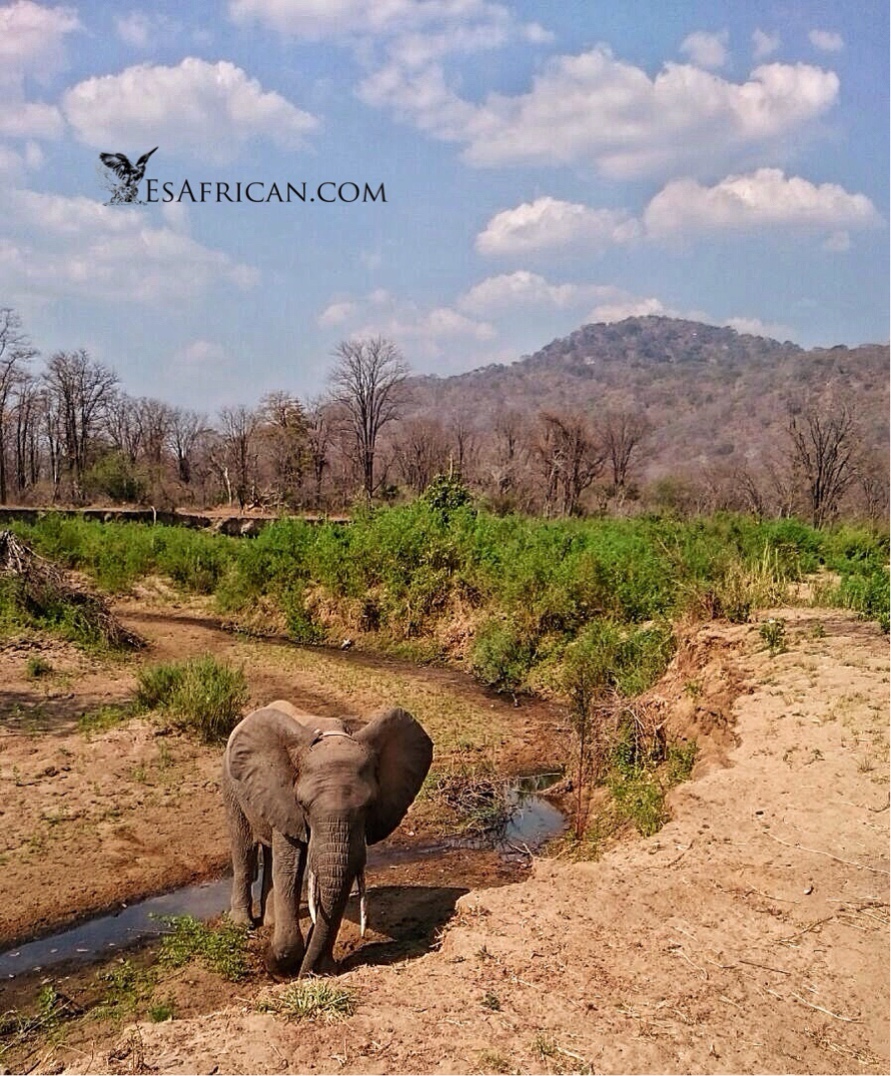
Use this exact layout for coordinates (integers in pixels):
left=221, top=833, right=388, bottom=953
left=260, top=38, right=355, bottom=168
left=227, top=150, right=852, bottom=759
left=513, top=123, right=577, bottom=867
left=406, top=317, right=888, bottom=484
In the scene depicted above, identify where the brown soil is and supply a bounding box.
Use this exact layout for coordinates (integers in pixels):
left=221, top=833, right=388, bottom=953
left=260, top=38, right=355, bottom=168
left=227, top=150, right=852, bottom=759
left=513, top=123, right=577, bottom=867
left=0, top=595, right=561, bottom=950
left=1, top=604, right=888, bottom=1074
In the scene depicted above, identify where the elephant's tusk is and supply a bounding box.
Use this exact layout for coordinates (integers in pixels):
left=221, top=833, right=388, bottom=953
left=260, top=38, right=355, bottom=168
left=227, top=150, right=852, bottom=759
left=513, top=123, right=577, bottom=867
left=358, top=870, right=367, bottom=938
left=307, top=868, right=318, bottom=926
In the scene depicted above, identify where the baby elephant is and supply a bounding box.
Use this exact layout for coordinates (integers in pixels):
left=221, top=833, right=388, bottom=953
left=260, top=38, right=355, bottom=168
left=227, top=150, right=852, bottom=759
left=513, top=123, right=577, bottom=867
left=222, top=700, right=432, bottom=977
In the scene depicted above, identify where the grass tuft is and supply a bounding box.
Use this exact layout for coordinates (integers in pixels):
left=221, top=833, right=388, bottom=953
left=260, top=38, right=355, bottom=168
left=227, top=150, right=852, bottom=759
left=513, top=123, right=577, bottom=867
left=258, top=980, right=357, bottom=1022
left=136, top=656, right=249, bottom=742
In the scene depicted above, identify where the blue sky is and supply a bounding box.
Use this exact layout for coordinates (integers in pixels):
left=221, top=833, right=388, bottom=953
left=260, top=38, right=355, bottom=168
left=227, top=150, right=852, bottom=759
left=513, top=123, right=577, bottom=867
left=2, top=0, right=888, bottom=409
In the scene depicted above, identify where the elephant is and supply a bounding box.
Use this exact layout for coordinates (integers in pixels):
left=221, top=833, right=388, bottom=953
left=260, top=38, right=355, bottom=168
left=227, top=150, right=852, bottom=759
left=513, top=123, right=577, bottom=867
left=222, top=699, right=433, bottom=977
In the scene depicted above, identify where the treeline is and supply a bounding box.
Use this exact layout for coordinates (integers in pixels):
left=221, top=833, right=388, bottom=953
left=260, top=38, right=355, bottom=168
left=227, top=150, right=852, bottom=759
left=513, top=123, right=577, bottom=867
left=1, top=309, right=886, bottom=526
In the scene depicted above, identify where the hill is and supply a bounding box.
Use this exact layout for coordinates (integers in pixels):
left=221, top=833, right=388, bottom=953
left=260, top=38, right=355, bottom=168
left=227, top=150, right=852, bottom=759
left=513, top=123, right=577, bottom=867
left=406, top=317, right=889, bottom=481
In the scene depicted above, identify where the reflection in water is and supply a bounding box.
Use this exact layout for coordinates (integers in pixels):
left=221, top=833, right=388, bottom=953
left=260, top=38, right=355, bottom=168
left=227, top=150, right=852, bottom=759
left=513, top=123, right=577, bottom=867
left=0, top=775, right=564, bottom=978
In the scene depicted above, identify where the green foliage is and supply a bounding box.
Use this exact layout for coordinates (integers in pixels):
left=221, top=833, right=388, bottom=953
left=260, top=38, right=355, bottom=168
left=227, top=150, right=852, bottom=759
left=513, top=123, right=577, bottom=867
left=420, top=473, right=474, bottom=514
left=469, top=619, right=535, bottom=694
left=94, top=959, right=155, bottom=1021
left=0, top=575, right=108, bottom=650
left=258, top=981, right=357, bottom=1021
left=605, top=721, right=698, bottom=838
left=608, top=770, right=668, bottom=836
left=10, top=511, right=888, bottom=664
left=759, top=617, right=787, bottom=655
left=25, top=654, right=53, bottom=679
left=83, top=452, right=147, bottom=504
left=148, top=1000, right=175, bottom=1023
left=157, top=914, right=250, bottom=981
left=136, top=656, right=249, bottom=742
left=835, top=566, right=890, bottom=633
left=78, top=703, right=133, bottom=736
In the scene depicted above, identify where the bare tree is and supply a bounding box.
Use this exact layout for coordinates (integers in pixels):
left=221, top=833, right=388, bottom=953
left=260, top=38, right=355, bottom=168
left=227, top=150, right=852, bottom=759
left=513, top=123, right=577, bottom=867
left=304, top=399, right=333, bottom=509
left=534, top=411, right=605, bottom=517
left=105, top=393, right=143, bottom=464
left=10, top=376, right=43, bottom=495
left=393, top=417, right=450, bottom=493
left=168, top=407, right=206, bottom=486
left=601, top=410, right=650, bottom=490
left=43, top=350, right=118, bottom=499
left=328, top=337, right=409, bottom=498
left=786, top=403, right=859, bottom=527
left=219, top=405, right=259, bottom=508
left=854, top=452, right=890, bottom=525
left=0, top=308, right=38, bottom=503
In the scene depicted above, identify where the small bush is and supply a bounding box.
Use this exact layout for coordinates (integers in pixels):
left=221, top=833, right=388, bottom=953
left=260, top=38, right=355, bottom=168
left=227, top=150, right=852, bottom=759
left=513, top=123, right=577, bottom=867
left=157, top=914, right=250, bottom=981
left=469, top=619, right=536, bottom=695
left=759, top=617, right=787, bottom=656
left=836, top=566, right=890, bottom=633
left=136, top=656, right=249, bottom=742
left=25, top=654, right=53, bottom=679
left=608, top=771, right=668, bottom=837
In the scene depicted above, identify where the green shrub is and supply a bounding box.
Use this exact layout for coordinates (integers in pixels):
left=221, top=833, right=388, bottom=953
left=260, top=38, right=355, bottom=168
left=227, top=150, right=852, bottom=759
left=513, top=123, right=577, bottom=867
left=608, top=770, right=668, bottom=836
left=83, top=452, right=148, bottom=504
left=25, top=654, right=53, bottom=679
left=157, top=915, right=250, bottom=981
left=759, top=617, right=787, bottom=655
left=469, top=619, right=536, bottom=694
left=136, top=656, right=248, bottom=742
left=836, top=566, right=890, bottom=633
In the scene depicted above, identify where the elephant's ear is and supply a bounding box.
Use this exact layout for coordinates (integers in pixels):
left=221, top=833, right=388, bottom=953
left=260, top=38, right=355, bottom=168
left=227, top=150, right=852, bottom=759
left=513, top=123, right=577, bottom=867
left=355, top=708, right=433, bottom=845
left=227, top=707, right=317, bottom=840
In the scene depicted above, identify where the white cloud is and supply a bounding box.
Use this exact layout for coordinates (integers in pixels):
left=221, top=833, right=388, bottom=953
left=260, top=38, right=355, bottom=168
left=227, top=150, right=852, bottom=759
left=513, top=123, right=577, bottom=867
left=0, top=1, right=79, bottom=140
left=178, top=339, right=229, bottom=365
left=62, top=58, right=319, bottom=162
left=361, top=46, right=840, bottom=179
left=0, top=102, right=63, bottom=139
left=316, top=288, right=496, bottom=365
left=809, top=29, right=844, bottom=52
left=476, top=197, right=640, bottom=256
left=228, top=0, right=549, bottom=46
left=588, top=295, right=681, bottom=324
left=115, top=11, right=180, bottom=48
left=643, top=169, right=881, bottom=237
left=0, top=0, right=80, bottom=86
left=752, top=28, right=780, bottom=60
left=680, top=30, right=729, bottom=70
left=459, top=271, right=614, bottom=315
left=1, top=190, right=260, bottom=304
left=318, top=300, right=358, bottom=327
left=724, top=316, right=795, bottom=340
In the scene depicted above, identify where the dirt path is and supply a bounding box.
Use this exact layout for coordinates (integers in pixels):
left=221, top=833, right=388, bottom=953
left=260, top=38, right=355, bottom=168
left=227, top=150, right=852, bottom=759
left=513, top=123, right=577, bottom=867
left=72, top=607, right=888, bottom=1075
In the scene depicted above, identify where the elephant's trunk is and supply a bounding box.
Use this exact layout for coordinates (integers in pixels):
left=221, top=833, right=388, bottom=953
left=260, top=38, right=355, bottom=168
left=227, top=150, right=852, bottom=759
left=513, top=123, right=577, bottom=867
left=299, top=818, right=363, bottom=977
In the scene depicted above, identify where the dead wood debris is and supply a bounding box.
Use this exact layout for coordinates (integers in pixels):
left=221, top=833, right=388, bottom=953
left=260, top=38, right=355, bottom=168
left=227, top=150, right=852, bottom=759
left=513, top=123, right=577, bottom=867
left=0, top=530, right=145, bottom=650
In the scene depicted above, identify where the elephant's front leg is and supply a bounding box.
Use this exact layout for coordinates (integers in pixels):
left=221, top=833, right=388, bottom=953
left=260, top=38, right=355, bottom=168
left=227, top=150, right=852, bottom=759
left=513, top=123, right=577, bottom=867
left=225, top=795, right=257, bottom=926
left=265, top=830, right=306, bottom=977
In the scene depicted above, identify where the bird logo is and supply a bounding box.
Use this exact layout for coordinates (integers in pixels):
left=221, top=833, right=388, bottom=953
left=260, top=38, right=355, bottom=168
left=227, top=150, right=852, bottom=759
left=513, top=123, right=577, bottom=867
left=98, top=147, right=158, bottom=204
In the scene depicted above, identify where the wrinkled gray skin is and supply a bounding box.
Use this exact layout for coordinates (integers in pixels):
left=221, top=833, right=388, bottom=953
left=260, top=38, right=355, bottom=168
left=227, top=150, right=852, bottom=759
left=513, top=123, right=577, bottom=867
left=222, top=700, right=433, bottom=978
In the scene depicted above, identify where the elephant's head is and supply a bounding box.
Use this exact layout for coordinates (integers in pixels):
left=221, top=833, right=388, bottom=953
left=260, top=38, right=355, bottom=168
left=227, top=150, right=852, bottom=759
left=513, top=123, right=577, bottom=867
left=226, top=705, right=433, bottom=976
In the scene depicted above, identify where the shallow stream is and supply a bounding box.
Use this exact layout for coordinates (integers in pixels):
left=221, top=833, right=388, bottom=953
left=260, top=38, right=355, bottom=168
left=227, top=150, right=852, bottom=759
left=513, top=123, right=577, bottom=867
left=0, top=776, right=564, bottom=979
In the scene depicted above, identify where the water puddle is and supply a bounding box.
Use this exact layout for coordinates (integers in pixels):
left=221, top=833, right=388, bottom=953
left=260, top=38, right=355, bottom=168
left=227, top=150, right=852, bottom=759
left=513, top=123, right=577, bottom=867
left=0, top=774, right=565, bottom=979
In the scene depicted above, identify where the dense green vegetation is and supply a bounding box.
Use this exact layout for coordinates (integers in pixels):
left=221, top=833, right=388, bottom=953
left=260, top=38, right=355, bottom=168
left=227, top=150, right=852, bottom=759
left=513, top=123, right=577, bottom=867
left=7, top=506, right=888, bottom=696
left=136, top=656, right=249, bottom=743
